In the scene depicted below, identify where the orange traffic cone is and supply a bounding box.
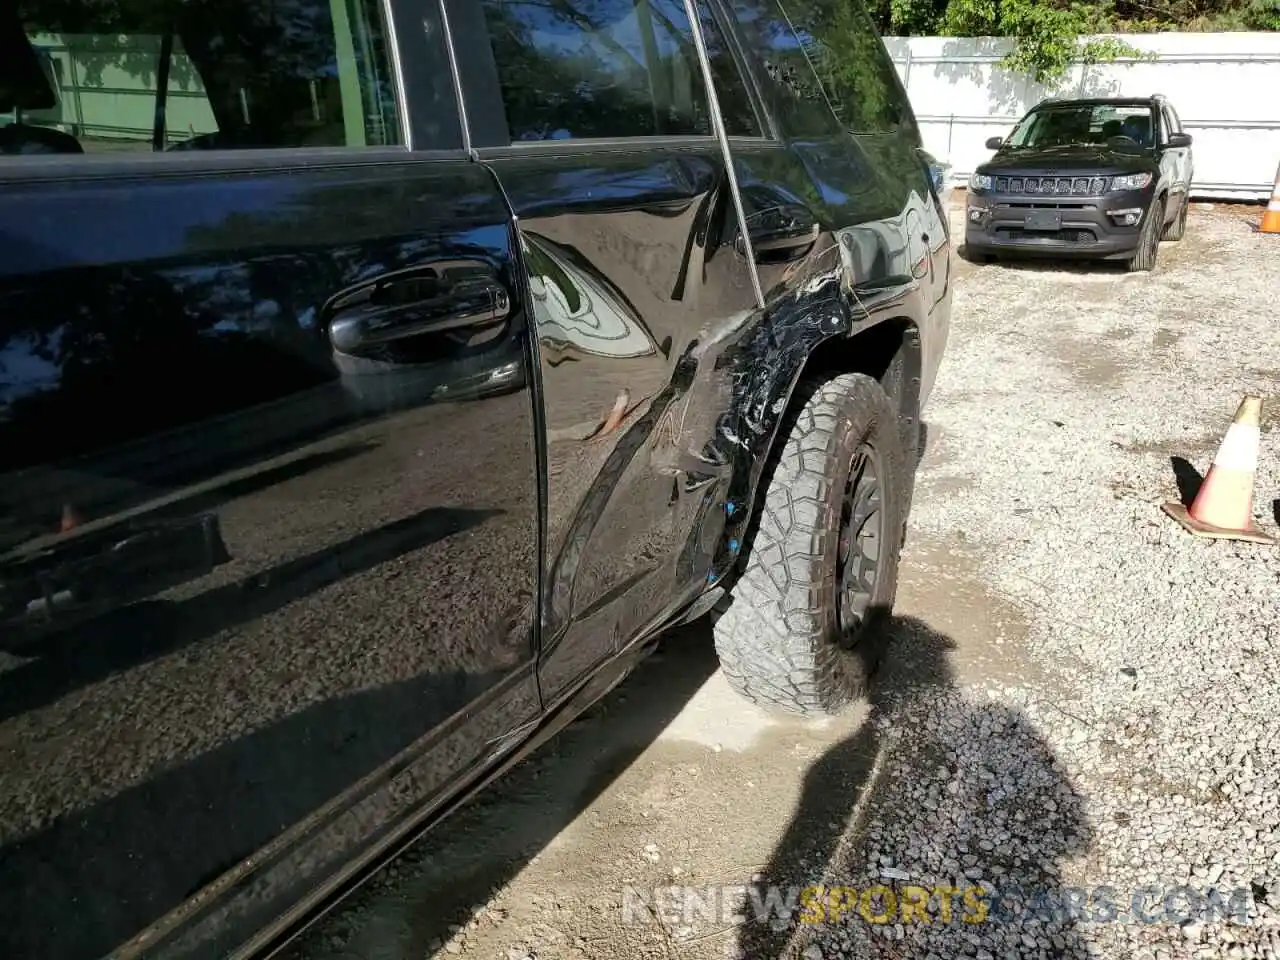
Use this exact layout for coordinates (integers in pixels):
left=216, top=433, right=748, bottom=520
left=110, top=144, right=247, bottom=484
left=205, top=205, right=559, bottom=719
left=1162, top=395, right=1275, bottom=544
left=1262, top=162, right=1280, bottom=235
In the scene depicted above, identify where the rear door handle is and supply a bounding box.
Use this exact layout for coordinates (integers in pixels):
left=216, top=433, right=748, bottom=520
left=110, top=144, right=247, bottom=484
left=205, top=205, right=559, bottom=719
left=736, top=203, right=820, bottom=261
left=325, top=259, right=511, bottom=357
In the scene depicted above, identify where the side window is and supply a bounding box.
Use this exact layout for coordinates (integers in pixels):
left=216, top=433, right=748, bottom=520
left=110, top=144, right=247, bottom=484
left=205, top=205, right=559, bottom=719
left=725, top=0, right=841, bottom=138
left=478, top=0, right=760, bottom=142
left=0, top=0, right=400, bottom=157
left=777, top=0, right=904, bottom=135
left=727, top=0, right=903, bottom=137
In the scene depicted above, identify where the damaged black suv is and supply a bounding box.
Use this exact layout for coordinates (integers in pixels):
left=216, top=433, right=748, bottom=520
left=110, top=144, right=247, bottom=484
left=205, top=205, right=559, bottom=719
left=0, top=0, right=951, bottom=956
left=963, top=94, right=1194, bottom=272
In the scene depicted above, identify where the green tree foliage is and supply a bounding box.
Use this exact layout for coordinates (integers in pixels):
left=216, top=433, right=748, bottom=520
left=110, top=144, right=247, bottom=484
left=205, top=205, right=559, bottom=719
left=861, top=0, right=1276, bottom=85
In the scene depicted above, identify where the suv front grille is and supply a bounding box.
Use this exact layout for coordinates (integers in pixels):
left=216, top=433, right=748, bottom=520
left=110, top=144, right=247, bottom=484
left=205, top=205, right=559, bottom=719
left=995, top=226, right=1097, bottom=244
left=996, top=176, right=1107, bottom=196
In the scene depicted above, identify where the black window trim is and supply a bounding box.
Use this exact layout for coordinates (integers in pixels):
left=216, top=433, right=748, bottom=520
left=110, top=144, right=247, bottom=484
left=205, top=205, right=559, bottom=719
left=701, top=0, right=787, bottom=142
left=0, top=0, right=470, bottom=173
left=700, top=0, right=780, bottom=142
left=394, top=0, right=465, bottom=150
left=681, top=0, right=764, bottom=307
left=440, top=0, right=514, bottom=150
left=457, top=0, right=766, bottom=305
left=0, top=146, right=474, bottom=185
left=474, top=135, right=721, bottom=161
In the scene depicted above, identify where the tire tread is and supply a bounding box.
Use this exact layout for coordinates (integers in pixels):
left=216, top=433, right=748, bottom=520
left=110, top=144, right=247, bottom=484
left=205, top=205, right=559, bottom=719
left=711, top=372, right=907, bottom=717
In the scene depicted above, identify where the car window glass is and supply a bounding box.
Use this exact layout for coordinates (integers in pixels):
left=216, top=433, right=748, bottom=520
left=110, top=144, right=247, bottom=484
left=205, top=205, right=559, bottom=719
left=480, top=0, right=758, bottom=142
left=1007, top=104, right=1154, bottom=150
left=0, top=0, right=400, bottom=157
left=774, top=0, right=903, bottom=135
left=723, top=0, right=840, bottom=138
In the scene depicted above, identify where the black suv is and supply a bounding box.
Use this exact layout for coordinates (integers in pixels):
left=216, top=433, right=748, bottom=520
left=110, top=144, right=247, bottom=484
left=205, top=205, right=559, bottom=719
left=0, top=0, right=949, bottom=956
left=964, top=95, right=1194, bottom=271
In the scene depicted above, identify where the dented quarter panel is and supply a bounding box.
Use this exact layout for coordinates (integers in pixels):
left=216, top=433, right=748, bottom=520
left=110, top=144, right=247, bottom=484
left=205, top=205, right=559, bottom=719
left=686, top=134, right=941, bottom=582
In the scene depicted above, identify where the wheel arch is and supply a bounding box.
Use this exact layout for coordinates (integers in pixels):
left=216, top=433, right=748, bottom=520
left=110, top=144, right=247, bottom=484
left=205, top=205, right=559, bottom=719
left=798, top=317, right=923, bottom=457
left=711, top=282, right=925, bottom=589
left=1153, top=181, right=1172, bottom=219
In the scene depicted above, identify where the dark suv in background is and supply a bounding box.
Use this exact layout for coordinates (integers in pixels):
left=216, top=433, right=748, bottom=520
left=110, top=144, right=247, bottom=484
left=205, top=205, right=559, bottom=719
left=0, top=0, right=950, bottom=957
left=963, top=95, right=1194, bottom=271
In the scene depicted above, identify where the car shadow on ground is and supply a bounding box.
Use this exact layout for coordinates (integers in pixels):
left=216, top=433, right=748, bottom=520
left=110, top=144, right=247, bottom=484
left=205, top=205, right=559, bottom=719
left=957, top=243, right=1128, bottom=275
left=276, top=619, right=723, bottom=959
left=734, top=614, right=1093, bottom=959
left=279, top=611, right=1093, bottom=960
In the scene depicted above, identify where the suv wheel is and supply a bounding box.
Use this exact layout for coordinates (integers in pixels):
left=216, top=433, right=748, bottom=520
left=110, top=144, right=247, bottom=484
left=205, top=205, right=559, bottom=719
left=711, top=372, right=907, bottom=717
left=1126, top=195, right=1165, bottom=273
left=1162, top=195, right=1188, bottom=241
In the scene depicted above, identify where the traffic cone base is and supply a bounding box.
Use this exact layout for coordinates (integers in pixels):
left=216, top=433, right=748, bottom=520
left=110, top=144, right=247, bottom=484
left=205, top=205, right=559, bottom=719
left=1262, top=161, right=1280, bottom=234
left=1162, top=394, right=1275, bottom=545
left=1160, top=501, right=1276, bottom=545
left=1262, top=199, right=1280, bottom=235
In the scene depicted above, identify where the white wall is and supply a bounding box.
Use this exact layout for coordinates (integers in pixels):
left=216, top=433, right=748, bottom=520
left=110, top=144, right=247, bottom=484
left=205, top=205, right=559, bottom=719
left=882, top=33, right=1280, bottom=201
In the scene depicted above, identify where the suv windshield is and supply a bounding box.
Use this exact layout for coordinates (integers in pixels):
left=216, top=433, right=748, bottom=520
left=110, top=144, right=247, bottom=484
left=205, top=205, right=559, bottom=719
left=1005, top=102, right=1156, bottom=150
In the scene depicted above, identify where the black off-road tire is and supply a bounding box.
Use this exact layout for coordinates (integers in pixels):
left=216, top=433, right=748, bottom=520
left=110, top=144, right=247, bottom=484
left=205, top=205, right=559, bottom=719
left=1126, top=196, right=1165, bottom=273
left=1162, top=195, right=1188, bottom=241
left=711, top=372, right=908, bottom=717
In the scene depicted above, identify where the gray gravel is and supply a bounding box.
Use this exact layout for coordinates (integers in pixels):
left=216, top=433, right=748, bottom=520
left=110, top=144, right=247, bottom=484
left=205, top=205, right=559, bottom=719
left=792, top=205, right=1280, bottom=959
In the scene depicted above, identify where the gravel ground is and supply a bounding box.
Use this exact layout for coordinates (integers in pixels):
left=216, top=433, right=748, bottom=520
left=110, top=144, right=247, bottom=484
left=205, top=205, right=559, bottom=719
left=283, top=203, right=1280, bottom=960
left=786, top=204, right=1280, bottom=960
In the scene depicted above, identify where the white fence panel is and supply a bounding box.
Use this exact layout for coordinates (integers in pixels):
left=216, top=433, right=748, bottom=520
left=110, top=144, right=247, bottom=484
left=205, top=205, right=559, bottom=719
left=882, top=33, right=1280, bottom=201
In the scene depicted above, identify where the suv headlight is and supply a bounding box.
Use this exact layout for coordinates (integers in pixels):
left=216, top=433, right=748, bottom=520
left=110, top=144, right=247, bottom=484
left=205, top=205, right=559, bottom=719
left=1110, top=172, right=1153, bottom=192
left=969, top=173, right=993, bottom=192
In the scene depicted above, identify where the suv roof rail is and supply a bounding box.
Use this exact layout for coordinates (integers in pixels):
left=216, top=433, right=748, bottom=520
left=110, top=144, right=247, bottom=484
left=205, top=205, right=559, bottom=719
left=1152, top=92, right=1167, bottom=101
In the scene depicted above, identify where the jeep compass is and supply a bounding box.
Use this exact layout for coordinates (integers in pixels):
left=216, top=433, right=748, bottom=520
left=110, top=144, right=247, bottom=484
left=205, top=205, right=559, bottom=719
left=964, top=95, right=1194, bottom=272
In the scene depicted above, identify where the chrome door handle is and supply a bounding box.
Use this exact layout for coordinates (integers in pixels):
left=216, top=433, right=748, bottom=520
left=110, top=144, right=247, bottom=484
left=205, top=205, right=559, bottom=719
left=325, top=260, right=511, bottom=358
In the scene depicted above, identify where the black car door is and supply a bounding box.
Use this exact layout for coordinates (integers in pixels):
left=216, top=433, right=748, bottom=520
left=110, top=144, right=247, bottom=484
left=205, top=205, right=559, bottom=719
left=445, top=0, right=763, bottom=706
left=0, top=1, right=538, bottom=958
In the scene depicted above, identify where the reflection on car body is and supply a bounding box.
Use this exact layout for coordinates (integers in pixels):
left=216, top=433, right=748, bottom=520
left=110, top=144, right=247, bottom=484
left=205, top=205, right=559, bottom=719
left=523, top=233, right=659, bottom=364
